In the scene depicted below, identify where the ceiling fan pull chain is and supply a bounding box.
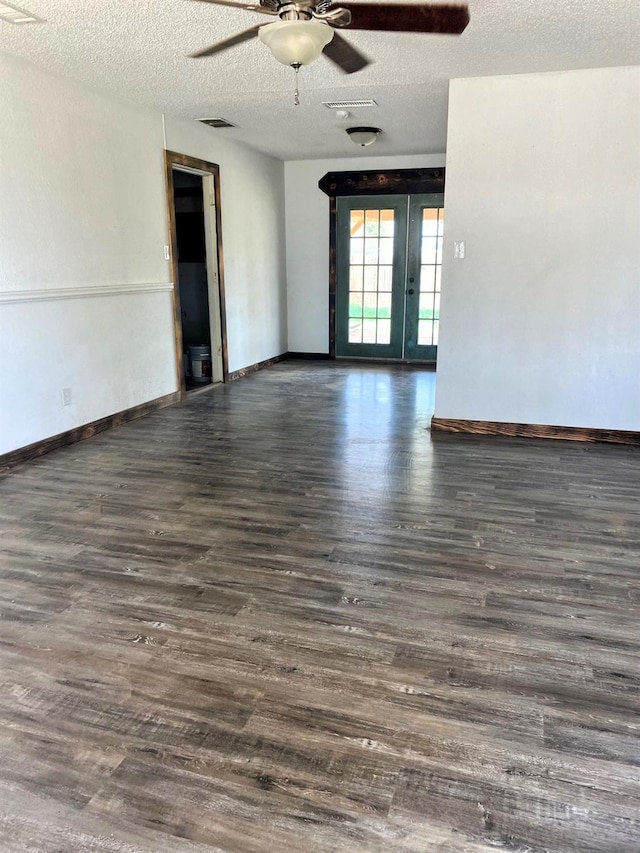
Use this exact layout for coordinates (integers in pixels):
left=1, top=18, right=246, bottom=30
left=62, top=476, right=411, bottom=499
left=293, top=62, right=301, bottom=106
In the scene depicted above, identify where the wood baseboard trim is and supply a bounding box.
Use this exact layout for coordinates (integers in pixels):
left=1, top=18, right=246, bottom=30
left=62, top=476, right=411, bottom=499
left=227, top=353, right=288, bottom=382
left=286, top=352, right=331, bottom=360
left=336, top=357, right=436, bottom=367
left=0, top=391, right=180, bottom=473
left=227, top=351, right=331, bottom=380
left=430, top=417, right=640, bottom=447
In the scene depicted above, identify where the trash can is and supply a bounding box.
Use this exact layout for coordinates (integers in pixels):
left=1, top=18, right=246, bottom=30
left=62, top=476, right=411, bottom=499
left=189, top=345, right=211, bottom=384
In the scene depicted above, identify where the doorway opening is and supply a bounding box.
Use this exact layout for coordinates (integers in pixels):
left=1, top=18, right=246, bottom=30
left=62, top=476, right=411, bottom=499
left=165, top=151, right=228, bottom=398
left=173, top=171, right=211, bottom=389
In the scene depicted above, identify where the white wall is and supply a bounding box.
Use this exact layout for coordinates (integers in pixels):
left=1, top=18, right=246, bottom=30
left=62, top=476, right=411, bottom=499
left=435, top=66, right=640, bottom=431
left=285, top=154, right=445, bottom=354
left=164, top=118, right=287, bottom=373
left=0, top=53, right=175, bottom=455
left=0, top=53, right=288, bottom=456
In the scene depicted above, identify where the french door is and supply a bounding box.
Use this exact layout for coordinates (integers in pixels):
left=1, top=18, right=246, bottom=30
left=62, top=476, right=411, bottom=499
left=335, top=193, right=444, bottom=362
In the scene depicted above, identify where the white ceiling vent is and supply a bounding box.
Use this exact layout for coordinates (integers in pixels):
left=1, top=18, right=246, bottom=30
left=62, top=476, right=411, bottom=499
left=0, top=1, right=43, bottom=23
left=323, top=99, right=378, bottom=109
left=199, top=118, right=237, bottom=129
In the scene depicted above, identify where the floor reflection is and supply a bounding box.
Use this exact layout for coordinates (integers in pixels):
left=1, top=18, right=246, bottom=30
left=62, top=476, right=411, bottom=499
left=338, top=366, right=437, bottom=511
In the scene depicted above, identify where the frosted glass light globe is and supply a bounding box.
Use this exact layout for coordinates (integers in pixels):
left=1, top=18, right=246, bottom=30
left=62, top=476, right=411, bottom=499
left=258, top=20, right=334, bottom=67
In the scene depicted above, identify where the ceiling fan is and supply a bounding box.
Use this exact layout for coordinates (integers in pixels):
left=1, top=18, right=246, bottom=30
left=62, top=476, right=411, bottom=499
left=188, top=1, right=470, bottom=75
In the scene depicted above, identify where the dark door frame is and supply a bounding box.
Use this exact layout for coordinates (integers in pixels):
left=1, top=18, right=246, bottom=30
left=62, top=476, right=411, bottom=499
left=164, top=150, right=229, bottom=399
left=318, top=167, right=445, bottom=359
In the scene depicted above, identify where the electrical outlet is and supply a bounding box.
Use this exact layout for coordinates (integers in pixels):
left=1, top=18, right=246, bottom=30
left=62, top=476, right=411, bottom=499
left=454, top=241, right=466, bottom=259
left=62, top=388, right=72, bottom=407
left=164, top=245, right=170, bottom=260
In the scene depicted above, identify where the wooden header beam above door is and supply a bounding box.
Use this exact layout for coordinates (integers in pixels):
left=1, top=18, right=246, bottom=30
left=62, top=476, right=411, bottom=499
left=318, top=168, right=445, bottom=198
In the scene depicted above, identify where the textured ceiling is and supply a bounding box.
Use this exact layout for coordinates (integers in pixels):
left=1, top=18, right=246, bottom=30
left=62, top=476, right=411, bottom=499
left=1, top=0, right=639, bottom=160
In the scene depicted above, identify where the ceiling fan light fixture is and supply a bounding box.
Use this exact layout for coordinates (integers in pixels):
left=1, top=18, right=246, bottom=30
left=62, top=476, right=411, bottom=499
left=346, top=126, right=381, bottom=147
left=258, top=19, right=334, bottom=67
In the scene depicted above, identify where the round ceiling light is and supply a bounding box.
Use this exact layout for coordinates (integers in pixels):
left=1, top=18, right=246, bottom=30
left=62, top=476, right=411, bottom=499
left=346, top=126, right=382, bottom=147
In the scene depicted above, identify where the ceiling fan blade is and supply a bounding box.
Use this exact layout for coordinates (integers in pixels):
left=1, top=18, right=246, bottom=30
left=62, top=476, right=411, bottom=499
left=323, top=32, right=370, bottom=74
left=190, top=23, right=263, bottom=58
left=188, top=0, right=275, bottom=14
left=336, top=2, right=469, bottom=34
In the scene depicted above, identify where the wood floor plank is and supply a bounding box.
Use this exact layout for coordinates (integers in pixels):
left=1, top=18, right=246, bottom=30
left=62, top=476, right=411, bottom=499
left=1, top=361, right=639, bottom=851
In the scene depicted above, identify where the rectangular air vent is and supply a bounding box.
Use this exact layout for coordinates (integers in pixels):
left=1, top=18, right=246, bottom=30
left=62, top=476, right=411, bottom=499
left=0, top=1, right=42, bottom=23
left=199, top=118, right=237, bottom=129
left=323, top=100, right=377, bottom=109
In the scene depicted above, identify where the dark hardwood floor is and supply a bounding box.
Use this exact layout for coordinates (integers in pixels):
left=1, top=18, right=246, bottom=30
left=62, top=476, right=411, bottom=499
left=1, top=361, right=639, bottom=852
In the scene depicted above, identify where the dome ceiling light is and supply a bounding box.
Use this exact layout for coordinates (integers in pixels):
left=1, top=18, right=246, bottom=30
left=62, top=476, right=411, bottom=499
left=346, top=126, right=381, bottom=147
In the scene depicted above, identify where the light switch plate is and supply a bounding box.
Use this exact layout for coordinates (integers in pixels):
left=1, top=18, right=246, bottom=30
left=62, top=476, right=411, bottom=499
left=454, top=241, right=466, bottom=259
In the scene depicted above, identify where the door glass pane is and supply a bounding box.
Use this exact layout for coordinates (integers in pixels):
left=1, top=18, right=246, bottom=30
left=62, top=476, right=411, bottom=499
left=421, top=237, right=438, bottom=265
left=377, top=319, right=391, bottom=344
left=349, top=319, right=362, bottom=343
left=378, top=266, right=393, bottom=291
left=377, top=292, right=392, bottom=318
left=350, top=239, right=364, bottom=264
left=380, top=210, right=395, bottom=237
left=363, top=292, right=377, bottom=317
left=363, top=267, right=378, bottom=291
left=419, top=291, right=435, bottom=320
left=349, top=266, right=363, bottom=290
left=421, top=265, right=436, bottom=291
left=422, top=208, right=439, bottom=236
left=418, top=320, right=433, bottom=346
left=365, top=209, right=380, bottom=236
left=349, top=292, right=363, bottom=318
left=420, top=207, right=444, bottom=348
left=362, top=319, right=377, bottom=343
left=364, top=239, right=379, bottom=265
left=348, top=209, right=395, bottom=347
left=379, top=238, right=393, bottom=265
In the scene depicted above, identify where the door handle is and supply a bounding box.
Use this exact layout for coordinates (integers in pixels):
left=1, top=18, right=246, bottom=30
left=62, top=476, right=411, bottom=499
left=407, top=288, right=415, bottom=296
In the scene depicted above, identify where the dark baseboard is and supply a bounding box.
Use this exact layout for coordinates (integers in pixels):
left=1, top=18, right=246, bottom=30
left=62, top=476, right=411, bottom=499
left=3, top=354, right=315, bottom=471
left=227, top=352, right=438, bottom=379
left=0, top=391, right=180, bottom=473
left=227, top=353, right=288, bottom=382
left=430, top=417, right=640, bottom=447
left=286, top=352, right=331, bottom=360
left=336, top=357, right=435, bottom=367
